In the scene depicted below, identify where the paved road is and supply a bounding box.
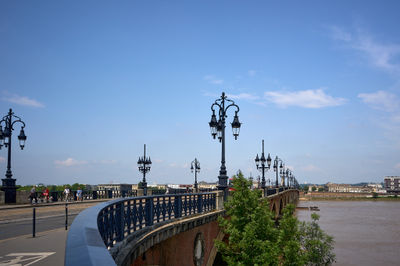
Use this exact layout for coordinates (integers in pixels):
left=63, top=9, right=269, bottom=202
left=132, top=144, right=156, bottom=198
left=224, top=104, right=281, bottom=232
left=0, top=201, right=106, bottom=266
left=0, top=202, right=101, bottom=240
left=0, top=213, right=78, bottom=240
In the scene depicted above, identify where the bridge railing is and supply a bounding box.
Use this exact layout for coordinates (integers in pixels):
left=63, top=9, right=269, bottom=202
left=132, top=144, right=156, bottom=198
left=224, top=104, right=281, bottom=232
left=97, top=192, right=217, bottom=248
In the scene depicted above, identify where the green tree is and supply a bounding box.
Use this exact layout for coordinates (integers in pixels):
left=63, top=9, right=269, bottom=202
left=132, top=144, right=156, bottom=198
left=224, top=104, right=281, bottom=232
left=216, top=172, right=335, bottom=265
left=311, top=186, right=317, bottom=192
left=299, top=213, right=336, bottom=265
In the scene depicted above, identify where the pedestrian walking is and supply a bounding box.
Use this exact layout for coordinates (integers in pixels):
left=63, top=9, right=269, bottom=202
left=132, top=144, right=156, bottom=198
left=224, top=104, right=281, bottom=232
left=63, top=186, right=71, bottom=202
left=29, top=185, right=38, bottom=204
left=43, top=187, right=50, bottom=203
left=77, top=187, right=83, bottom=201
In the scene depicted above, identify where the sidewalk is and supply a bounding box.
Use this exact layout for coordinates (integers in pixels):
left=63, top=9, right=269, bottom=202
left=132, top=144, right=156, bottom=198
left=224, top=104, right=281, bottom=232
left=0, top=198, right=110, bottom=210
left=0, top=228, right=67, bottom=266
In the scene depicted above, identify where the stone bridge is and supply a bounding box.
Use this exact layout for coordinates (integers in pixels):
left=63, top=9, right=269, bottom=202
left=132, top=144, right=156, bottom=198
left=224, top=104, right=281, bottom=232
left=65, top=189, right=299, bottom=266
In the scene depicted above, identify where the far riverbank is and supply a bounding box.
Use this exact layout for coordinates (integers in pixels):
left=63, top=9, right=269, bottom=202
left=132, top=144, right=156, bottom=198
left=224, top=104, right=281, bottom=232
left=300, top=191, right=400, bottom=201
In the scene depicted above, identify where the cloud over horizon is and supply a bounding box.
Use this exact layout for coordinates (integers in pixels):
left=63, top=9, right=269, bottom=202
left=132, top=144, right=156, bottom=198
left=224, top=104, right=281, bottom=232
left=2, top=92, right=45, bottom=108
left=264, top=89, right=347, bottom=108
left=329, top=26, right=400, bottom=75
left=358, top=91, right=399, bottom=112
left=54, top=158, right=88, bottom=167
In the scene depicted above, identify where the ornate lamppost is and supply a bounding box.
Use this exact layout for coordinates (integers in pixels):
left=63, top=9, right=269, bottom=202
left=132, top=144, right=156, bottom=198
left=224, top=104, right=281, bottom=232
left=279, top=162, right=286, bottom=188
left=137, top=144, right=151, bottom=196
left=0, top=109, right=27, bottom=203
left=191, top=158, right=200, bottom=192
left=209, top=92, right=241, bottom=199
left=255, top=139, right=271, bottom=190
left=272, top=156, right=283, bottom=188
left=286, top=168, right=292, bottom=189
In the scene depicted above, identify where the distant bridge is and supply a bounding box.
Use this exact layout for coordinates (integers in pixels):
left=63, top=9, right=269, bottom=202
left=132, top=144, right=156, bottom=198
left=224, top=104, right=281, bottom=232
left=65, top=189, right=299, bottom=266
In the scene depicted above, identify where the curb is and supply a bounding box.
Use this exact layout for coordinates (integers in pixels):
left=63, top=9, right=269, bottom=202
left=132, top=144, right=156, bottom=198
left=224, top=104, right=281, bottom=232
left=0, top=199, right=111, bottom=210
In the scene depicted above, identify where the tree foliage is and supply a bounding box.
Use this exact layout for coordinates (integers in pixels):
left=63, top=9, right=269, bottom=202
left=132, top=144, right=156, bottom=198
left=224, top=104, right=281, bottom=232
left=216, top=172, right=335, bottom=265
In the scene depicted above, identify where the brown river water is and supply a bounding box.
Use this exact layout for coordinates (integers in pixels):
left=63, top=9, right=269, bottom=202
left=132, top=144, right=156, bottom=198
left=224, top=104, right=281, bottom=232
left=296, top=200, right=400, bottom=266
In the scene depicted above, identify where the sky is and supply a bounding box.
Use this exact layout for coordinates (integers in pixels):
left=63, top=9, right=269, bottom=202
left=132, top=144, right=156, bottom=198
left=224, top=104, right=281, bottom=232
left=1, top=0, right=400, bottom=185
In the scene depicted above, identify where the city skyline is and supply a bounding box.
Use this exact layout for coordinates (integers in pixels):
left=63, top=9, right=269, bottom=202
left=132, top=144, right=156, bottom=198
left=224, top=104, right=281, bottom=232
left=1, top=1, right=400, bottom=185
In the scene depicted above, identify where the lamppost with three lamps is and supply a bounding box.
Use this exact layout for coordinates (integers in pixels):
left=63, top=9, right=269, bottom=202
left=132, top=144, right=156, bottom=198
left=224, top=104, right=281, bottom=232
left=191, top=158, right=200, bottom=192
left=209, top=92, right=241, bottom=199
left=137, top=144, right=151, bottom=196
left=272, top=156, right=284, bottom=189
left=255, top=139, right=271, bottom=190
left=0, top=108, right=27, bottom=203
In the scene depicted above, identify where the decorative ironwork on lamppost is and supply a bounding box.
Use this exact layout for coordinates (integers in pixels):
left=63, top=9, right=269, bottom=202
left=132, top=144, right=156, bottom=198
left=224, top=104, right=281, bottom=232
left=209, top=92, right=241, bottom=199
left=0, top=109, right=27, bottom=203
left=255, top=139, right=271, bottom=190
left=279, top=162, right=286, bottom=188
left=137, top=144, right=151, bottom=196
left=272, top=156, right=283, bottom=188
left=191, top=158, right=200, bottom=192
left=285, top=168, right=292, bottom=189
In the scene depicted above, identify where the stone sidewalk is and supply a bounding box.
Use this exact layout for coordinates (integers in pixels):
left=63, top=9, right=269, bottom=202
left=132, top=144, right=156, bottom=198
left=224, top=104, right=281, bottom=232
left=0, top=228, right=67, bottom=266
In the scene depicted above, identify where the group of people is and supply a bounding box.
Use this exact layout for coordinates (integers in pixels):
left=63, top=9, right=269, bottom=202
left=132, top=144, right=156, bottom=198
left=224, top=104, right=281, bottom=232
left=29, top=186, right=84, bottom=204
left=62, top=186, right=83, bottom=202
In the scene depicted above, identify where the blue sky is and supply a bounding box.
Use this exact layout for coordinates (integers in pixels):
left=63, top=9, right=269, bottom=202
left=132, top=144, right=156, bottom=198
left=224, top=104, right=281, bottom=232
left=1, top=0, right=400, bottom=185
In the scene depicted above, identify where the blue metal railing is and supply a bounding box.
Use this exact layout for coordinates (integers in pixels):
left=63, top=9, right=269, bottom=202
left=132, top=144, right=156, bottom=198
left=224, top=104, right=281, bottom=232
left=97, top=192, right=217, bottom=248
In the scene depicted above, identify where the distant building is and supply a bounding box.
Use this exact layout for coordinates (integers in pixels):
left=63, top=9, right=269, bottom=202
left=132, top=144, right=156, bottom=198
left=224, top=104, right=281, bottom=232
left=366, top=183, right=383, bottom=192
left=325, top=183, right=372, bottom=193
left=198, top=181, right=217, bottom=190
left=97, top=184, right=132, bottom=195
left=384, top=176, right=400, bottom=193
left=307, top=184, right=325, bottom=192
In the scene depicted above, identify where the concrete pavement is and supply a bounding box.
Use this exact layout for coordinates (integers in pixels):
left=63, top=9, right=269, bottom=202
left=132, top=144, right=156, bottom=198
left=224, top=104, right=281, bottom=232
left=0, top=228, right=67, bottom=266
left=0, top=199, right=111, bottom=266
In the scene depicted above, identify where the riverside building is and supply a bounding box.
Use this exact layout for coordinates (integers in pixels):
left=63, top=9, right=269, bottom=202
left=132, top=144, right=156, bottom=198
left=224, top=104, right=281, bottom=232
left=384, top=176, right=400, bottom=193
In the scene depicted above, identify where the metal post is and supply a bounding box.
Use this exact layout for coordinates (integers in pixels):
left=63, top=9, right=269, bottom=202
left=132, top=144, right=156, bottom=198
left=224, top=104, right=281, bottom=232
left=32, top=207, right=36, bottom=238
left=65, top=203, right=68, bottom=230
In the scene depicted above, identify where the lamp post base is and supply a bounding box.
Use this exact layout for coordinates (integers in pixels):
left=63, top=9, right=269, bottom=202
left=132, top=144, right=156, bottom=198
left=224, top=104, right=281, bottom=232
left=217, top=174, right=228, bottom=200
left=1, top=178, right=17, bottom=204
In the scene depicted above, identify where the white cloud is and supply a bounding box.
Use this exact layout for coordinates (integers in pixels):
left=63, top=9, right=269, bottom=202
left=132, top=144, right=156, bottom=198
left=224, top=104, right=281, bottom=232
left=358, top=91, right=399, bottom=112
left=227, top=93, right=260, bottom=101
left=264, top=89, right=346, bottom=108
left=248, top=70, right=257, bottom=77
left=54, top=158, right=88, bottom=167
left=329, top=26, right=400, bottom=75
left=2, top=93, right=44, bottom=108
left=0, top=156, right=5, bottom=163
left=204, top=75, right=224, bottom=84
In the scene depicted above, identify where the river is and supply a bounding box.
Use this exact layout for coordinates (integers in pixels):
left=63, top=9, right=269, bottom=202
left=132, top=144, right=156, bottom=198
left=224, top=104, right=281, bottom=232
left=296, top=200, right=400, bottom=266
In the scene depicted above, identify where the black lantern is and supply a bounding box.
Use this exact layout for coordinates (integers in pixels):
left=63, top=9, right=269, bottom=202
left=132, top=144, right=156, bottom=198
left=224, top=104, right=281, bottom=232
left=231, top=114, right=241, bottom=140
left=18, top=128, right=26, bottom=150
left=209, top=112, right=218, bottom=139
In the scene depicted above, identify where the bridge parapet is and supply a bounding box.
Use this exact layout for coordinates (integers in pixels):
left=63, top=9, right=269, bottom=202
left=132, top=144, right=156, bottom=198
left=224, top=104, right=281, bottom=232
left=65, top=191, right=223, bottom=266
left=65, top=189, right=299, bottom=266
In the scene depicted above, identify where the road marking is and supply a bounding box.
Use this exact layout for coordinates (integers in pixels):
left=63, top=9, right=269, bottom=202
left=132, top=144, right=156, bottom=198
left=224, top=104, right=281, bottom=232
left=0, top=252, right=55, bottom=266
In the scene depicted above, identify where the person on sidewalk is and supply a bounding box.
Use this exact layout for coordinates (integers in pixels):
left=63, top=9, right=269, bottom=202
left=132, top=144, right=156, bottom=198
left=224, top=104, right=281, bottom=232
left=43, top=187, right=50, bottom=203
left=30, top=186, right=38, bottom=204
left=77, top=187, right=83, bottom=201
left=63, top=186, right=70, bottom=202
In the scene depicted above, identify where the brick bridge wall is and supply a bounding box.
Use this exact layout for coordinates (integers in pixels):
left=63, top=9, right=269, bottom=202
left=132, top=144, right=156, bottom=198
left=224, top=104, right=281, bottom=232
left=119, top=190, right=299, bottom=266
left=132, top=216, right=222, bottom=266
